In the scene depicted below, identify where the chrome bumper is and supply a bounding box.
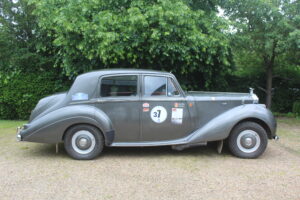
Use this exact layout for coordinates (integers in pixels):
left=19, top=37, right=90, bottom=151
left=16, top=126, right=23, bottom=141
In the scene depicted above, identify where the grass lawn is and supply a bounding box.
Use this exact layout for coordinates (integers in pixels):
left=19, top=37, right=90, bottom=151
left=276, top=117, right=300, bottom=154
left=0, top=120, right=26, bottom=129
left=0, top=120, right=26, bottom=136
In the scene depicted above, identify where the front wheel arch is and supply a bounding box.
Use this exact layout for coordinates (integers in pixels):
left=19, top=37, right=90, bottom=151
left=227, top=121, right=268, bottom=158
left=230, top=118, right=272, bottom=139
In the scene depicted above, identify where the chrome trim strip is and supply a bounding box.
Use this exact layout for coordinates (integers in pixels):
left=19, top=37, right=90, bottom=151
left=70, top=97, right=186, bottom=104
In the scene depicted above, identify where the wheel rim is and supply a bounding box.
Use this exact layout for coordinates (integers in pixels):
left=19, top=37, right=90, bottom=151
left=71, top=130, right=96, bottom=154
left=236, top=130, right=261, bottom=153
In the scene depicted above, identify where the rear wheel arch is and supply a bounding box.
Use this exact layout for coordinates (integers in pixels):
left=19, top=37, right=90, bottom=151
left=62, top=123, right=104, bottom=143
left=63, top=124, right=104, bottom=160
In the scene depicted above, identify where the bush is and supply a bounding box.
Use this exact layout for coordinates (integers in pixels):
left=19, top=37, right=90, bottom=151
left=0, top=72, right=70, bottom=120
left=293, top=101, right=300, bottom=117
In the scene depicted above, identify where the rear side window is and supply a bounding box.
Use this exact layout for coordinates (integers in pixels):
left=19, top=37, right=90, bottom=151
left=101, top=75, right=137, bottom=97
left=144, top=76, right=167, bottom=96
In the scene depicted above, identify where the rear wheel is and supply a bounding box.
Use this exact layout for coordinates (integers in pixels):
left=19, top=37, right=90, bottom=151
left=228, top=122, right=268, bottom=159
left=64, top=125, right=104, bottom=160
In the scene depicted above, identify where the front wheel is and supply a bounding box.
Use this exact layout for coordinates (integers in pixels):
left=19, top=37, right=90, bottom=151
left=228, top=122, right=268, bottom=159
left=64, top=125, right=104, bottom=160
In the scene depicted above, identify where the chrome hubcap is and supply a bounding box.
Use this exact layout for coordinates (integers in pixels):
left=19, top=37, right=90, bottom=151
left=71, top=130, right=96, bottom=154
left=79, top=138, right=88, bottom=147
left=237, top=130, right=261, bottom=153
left=244, top=138, right=252, bottom=146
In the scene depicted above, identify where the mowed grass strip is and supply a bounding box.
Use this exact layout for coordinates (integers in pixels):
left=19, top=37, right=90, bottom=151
left=0, top=120, right=27, bottom=132
left=276, top=117, right=300, bottom=154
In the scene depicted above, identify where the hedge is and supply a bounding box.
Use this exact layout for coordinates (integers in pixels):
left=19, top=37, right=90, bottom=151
left=0, top=72, right=69, bottom=120
left=293, top=101, right=300, bottom=117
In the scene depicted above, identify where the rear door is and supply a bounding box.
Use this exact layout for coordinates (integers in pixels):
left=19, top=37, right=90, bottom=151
left=95, top=74, right=141, bottom=142
left=140, top=75, right=193, bottom=142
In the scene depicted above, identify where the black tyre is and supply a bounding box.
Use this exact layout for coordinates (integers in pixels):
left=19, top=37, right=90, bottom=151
left=64, top=124, right=104, bottom=160
left=228, top=122, right=268, bottom=159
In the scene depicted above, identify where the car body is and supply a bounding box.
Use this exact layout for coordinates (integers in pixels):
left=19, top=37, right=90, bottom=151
left=17, top=69, right=278, bottom=159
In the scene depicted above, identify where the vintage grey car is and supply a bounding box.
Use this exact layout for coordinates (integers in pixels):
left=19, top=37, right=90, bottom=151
left=17, top=69, right=278, bottom=160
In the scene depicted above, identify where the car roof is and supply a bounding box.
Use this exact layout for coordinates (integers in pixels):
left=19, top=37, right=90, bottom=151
left=77, top=69, right=173, bottom=79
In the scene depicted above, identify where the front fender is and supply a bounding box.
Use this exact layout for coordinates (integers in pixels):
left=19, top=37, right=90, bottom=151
left=20, top=105, right=114, bottom=145
left=188, top=104, right=276, bottom=143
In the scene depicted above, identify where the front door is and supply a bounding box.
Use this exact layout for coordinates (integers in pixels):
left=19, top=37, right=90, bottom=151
left=141, top=75, right=193, bottom=142
left=95, top=74, right=140, bottom=142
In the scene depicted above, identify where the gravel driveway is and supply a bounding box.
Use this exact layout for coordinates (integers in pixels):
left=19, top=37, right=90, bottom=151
left=0, top=118, right=300, bottom=200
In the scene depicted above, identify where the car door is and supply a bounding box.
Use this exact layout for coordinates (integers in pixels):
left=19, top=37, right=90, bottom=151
left=140, top=75, right=193, bottom=142
left=95, top=74, right=141, bottom=142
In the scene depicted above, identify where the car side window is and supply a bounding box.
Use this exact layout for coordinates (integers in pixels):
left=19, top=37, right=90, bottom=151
left=101, top=75, right=137, bottom=97
left=144, top=76, right=167, bottom=96
left=167, top=78, right=180, bottom=96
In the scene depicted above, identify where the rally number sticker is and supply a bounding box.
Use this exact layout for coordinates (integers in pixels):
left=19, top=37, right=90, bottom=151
left=150, top=106, right=167, bottom=123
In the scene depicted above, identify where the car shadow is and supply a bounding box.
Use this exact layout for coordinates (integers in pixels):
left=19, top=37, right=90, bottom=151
left=26, top=142, right=231, bottom=159
left=102, top=142, right=231, bottom=158
left=21, top=143, right=68, bottom=159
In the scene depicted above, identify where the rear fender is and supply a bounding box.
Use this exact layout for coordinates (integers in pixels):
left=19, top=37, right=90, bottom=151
left=21, top=105, right=114, bottom=145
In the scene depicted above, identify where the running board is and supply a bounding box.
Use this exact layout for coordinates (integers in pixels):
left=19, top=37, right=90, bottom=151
left=172, top=142, right=207, bottom=151
left=110, top=139, right=188, bottom=147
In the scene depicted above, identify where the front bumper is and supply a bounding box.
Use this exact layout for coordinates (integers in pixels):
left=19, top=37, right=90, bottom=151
left=16, top=126, right=24, bottom=141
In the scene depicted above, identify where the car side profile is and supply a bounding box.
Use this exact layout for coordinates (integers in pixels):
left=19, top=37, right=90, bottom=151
left=17, top=69, right=278, bottom=160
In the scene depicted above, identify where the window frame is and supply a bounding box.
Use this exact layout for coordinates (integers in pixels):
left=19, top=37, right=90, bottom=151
left=143, top=75, right=167, bottom=97
left=98, top=74, right=140, bottom=98
left=167, top=77, right=181, bottom=97
left=142, top=74, right=183, bottom=98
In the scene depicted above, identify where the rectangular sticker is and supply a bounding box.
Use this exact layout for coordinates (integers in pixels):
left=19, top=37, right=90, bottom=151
left=174, top=102, right=185, bottom=108
left=72, top=92, right=89, bottom=101
left=143, top=108, right=149, bottom=112
left=171, top=108, right=183, bottom=124
left=143, top=103, right=150, bottom=108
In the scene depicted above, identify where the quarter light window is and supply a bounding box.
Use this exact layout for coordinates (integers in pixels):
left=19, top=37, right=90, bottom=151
left=167, top=78, right=180, bottom=96
left=101, top=75, right=137, bottom=97
left=144, top=76, right=167, bottom=96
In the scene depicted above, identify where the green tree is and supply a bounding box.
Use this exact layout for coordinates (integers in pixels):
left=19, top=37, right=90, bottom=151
left=0, top=0, right=70, bottom=119
left=0, top=0, right=57, bottom=74
left=221, top=0, right=300, bottom=108
left=31, top=0, right=233, bottom=89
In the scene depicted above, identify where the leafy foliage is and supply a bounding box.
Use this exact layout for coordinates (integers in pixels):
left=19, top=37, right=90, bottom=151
left=0, top=0, right=57, bottom=73
left=0, top=0, right=70, bottom=119
left=0, top=0, right=299, bottom=119
left=0, top=72, right=70, bottom=119
left=32, top=0, right=233, bottom=89
left=293, top=101, right=300, bottom=117
left=221, top=0, right=300, bottom=108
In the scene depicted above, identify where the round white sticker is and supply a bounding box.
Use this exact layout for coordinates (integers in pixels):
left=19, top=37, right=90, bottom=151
left=150, top=106, right=167, bottom=123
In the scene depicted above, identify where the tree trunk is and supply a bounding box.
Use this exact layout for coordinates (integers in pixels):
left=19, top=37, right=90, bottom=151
left=265, top=40, right=277, bottom=109
left=265, top=64, right=272, bottom=108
